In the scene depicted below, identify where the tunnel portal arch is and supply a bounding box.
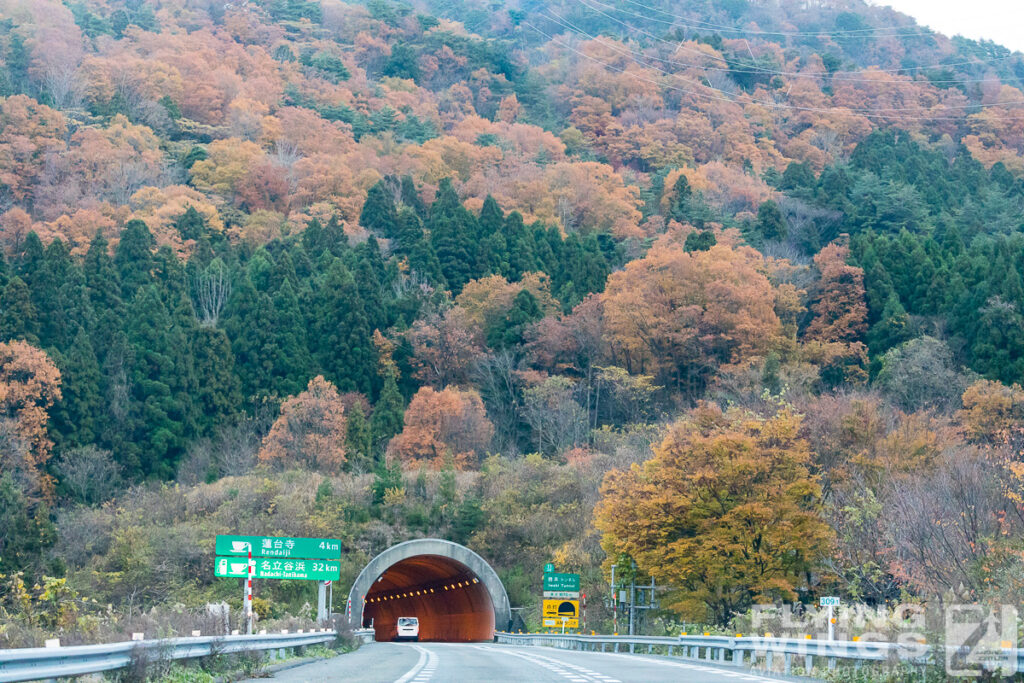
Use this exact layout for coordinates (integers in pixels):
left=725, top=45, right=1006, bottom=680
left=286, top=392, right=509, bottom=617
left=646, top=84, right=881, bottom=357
left=347, top=539, right=510, bottom=642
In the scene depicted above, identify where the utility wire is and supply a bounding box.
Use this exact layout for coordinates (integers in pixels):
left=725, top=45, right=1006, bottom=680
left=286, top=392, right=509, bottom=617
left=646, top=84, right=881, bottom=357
left=569, top=0, right=1016, bottom=85
left=573, top=0, right=1023, bottom=75
left=524, top=20, right=1024, bottom=122
left=540, top=12, right=1024, bottom=113
left=592, top=0, right=1017, bottom=41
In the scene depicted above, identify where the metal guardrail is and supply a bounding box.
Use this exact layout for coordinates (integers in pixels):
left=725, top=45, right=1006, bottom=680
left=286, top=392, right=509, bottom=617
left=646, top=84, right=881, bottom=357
left=0, top=630, right=338, bottom=682
left=494, top=631, right=933, bottom=676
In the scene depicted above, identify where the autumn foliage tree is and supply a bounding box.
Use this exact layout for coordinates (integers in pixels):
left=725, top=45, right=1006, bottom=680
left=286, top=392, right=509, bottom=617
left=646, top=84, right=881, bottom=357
left=0, top=340, right=62, bottom=499
left=594, top=403, right=830, bottom=622
left=601, top=242, right=781, bottom=397
left=406, top=306, right=485, bottom=388
left=805, top=242, right=869, bottom=344
left=387, top=386, right=494, bottom=469
left=258, top=376, right=347, bottom=472
left=958, top=379, right=1024, bottom=442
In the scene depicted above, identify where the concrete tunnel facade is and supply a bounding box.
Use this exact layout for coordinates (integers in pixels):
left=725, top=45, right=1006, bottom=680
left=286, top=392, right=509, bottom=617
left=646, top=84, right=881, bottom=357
left=346, top=539, right=511, bottom=642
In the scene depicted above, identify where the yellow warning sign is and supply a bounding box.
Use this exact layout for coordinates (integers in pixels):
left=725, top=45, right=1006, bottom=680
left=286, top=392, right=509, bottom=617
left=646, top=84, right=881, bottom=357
left=543, top=599, right=579, bottom=628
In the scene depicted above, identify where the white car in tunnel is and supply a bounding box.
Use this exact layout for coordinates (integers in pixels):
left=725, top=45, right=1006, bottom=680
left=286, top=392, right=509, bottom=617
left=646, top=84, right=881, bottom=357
left=396, top=616, right=419, bottom=641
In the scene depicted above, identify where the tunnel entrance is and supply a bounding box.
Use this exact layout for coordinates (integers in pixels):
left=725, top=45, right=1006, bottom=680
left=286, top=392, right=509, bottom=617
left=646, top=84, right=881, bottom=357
left=363, top=554, right=493, bottom=641
left=346, top=539, right=510, bottom=643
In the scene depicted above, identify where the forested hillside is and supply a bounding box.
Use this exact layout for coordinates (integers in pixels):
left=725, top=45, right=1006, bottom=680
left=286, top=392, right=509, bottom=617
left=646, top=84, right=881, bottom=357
left=3, top=0, right=1024, bottom=644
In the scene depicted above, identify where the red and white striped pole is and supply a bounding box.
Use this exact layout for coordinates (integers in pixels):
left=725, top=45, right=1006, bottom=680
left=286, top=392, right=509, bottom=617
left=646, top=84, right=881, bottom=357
left=582, top=592, right=586, bottom=633
left=245, top=544, right=253, bottom=634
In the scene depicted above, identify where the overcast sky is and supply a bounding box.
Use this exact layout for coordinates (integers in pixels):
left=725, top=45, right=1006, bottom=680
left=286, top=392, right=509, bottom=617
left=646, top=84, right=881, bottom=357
left=875, top=0, right=1024, bottom=53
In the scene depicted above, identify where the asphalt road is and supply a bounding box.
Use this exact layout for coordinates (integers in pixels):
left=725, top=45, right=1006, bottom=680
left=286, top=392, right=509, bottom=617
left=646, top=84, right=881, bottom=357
left=246, top=642, right=791, bottom=683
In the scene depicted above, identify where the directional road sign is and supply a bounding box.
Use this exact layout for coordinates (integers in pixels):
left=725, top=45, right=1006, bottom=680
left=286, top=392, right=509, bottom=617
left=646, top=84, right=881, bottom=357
left=215, top=535, right=341, bottom=559
left=543, top=572, right=580, bottom=592
left=215, top=557, right=341, bottom=581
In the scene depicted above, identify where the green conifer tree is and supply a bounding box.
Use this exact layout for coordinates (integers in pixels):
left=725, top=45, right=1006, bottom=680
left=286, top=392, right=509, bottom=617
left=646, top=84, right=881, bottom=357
left=175, top=206, right=206, bottom=242
left=114, top=219, right=155, bottom=300
left=0, top=276, right=38, bottom=343
left=486, top=288, right=543, bottom=348
left=504, top=212, right=537, bottom=277
left=223, top=275, right=279, bottom=398
left=684, top=230, right=717, bottom=252
left=360, top=179, right=399, bottom=237
left=867, top=294, right=913, bottom=355
left=400, top=175, right=426, bottom=216
left=124, top=285, right=193, bottom=478
left=310, top=261, right=376, bottom=394
left=371, top=368, right=404, bottom=450
left=50, top=325, right=103, bottom=450
left=429, top=179, right=478, bottom=292
left=271, top=279, right=312, bottom=396
left=756, top=200, right=787, bottom=240
left=346, top=401, right=373, bottom=470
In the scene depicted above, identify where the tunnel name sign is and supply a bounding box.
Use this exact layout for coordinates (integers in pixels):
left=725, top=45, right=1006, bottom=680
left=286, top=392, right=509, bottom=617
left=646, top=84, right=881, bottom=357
left=215, top=535, right=341, bottom=559
left=543, top=572, right=580, bottom=592
left=542, top=568, right=581, bottom=628
left=215, top=557, right=341, bottom=581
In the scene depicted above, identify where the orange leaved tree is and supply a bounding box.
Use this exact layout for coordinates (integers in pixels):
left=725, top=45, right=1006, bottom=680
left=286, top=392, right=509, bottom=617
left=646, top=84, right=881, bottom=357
left=601, top=242, right=781, bottom=398
left=594, top=403, right=830, bottom=623
left=259, top=376, right=347, bottom=472
left=386, top=386, right=494, bottom=469
left=0, top=340, right=62, bottom=499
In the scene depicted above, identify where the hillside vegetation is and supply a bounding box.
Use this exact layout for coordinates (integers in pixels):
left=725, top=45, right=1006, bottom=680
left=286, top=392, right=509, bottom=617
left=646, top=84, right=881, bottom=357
left=3, top=0, right=1024, bottom=646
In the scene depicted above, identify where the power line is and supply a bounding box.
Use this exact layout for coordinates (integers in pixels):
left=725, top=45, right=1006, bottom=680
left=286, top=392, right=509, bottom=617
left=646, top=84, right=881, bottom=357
left=568, top=0, right=1016, bottom=86
left=592, top=0, right=1015, bottom=42
left=523, top=20, right=1024, bottom=122
left=573, top=0, right=1023, bottom=75
left=539, top=12, right=1024, bottom=113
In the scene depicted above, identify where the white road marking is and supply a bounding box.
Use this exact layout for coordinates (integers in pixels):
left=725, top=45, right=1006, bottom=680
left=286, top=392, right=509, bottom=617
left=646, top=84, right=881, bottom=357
left=570, top=650, right=782, bottom=682
left=394, top=644, right=437, bottom=683
left=473, top=645, right=619, bottom=682
left=479, top=645, right=782, bottom=683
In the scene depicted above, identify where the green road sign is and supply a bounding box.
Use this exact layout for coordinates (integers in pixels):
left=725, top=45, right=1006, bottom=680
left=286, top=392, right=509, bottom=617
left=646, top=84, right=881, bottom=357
left=215, top=535, right=341, bottom=559
left=544, top=563, right=555, bottom=573
left=543, top=572, right=580, bottom=592
left=215, top=556, right=341, bottom=581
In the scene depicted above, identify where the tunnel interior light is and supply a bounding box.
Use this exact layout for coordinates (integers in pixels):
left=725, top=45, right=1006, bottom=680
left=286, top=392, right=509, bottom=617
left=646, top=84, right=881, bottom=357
left=473, top=578, right=479, bottom=583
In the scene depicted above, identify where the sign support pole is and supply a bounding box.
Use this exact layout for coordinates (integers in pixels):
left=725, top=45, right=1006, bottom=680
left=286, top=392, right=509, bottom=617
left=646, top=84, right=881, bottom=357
left=629, top=578, right=635, bottom=636
left=828, top=604, right=834, bottom=641
left=610, top=564, right=617, bottom=635
left=245, top=543, right=253, bottom=635
left=317, top=581, right=327, bottom=623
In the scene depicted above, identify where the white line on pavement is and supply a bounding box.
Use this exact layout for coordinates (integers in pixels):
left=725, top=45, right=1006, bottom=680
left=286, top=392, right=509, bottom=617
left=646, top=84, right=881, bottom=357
left=473, top=645, right=619, bottom=683
left=394, top=644, right=437, bottom=683
left=554, top=650, right=782, bottom=683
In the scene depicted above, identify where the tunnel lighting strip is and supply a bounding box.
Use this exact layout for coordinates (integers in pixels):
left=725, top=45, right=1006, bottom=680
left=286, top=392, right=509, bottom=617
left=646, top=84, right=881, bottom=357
left=364, top=577, right=481, bottom=603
